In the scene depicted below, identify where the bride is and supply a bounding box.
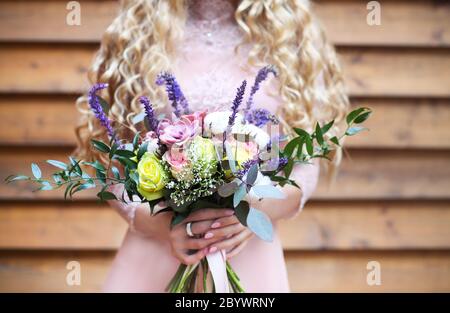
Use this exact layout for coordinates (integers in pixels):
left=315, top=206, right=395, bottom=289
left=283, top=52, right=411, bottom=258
left=75, top=0, right=349, bottom=292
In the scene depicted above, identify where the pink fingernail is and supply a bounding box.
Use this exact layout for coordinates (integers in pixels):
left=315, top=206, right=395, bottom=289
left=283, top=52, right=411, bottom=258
left=211, top=222, right=221, bottom=229
left=209, top=246, right=218, bottom=253
left=226, top=210, right=234, bottom=215
left=204, top=232, right=214, bottom=239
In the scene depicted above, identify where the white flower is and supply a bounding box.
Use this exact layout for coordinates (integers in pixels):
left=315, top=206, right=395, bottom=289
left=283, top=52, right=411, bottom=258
left=231, top=123, right=271, bottom=149
left=204, top=111, right=244, bottom=135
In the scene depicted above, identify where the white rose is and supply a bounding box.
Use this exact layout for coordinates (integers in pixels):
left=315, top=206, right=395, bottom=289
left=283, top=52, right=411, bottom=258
left=232, top=123, right=271, bottom=149
left=204, top=111, right=244, bottom=135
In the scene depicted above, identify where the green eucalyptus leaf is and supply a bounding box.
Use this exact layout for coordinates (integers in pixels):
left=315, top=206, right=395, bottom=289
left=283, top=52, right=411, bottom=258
left=247, top=208, right=273, bottom=242
left=31, top=163, right=42, bottom=179
left=251, top=185, right=285, bottom=199
left=346, top=126, right=367, bottom=136
left=246, top=164, right=259, bottom=185
left=233, top=183, right=247, bottom=208
left=217, top=181, right=239, bottom=197
left=235, top=201, right=250, bottom=226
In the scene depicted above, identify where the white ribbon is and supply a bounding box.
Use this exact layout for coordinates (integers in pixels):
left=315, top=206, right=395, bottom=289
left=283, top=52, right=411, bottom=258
left=206, top=249, right=229, bottom=293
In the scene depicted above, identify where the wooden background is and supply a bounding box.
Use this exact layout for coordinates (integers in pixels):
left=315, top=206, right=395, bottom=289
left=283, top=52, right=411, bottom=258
left=0, top=0, right=449, bottom=292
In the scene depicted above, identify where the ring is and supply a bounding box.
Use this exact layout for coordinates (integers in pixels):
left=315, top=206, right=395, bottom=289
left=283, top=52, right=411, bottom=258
left=185, top=222, right=195, bottom=238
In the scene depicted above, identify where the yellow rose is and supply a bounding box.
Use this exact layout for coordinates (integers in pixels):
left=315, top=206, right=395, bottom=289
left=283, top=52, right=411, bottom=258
left=137, top=152, right=168, bottom=201
left=223, top=141, right=258, bottom=178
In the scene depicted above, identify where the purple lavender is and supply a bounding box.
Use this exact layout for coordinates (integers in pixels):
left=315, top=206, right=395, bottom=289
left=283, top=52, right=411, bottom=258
left=227, top=80, right=247, bottom=130
left=139, top=96, right=158, bottom=133
left=236, top=158, right=259, bottom=178
left=245, top=66, right=277, bottom=115
left=88, top=83, right=117, bottom=143
left=245, top=108, right=279, bottom=127
left=155, top=72, right=189, bottom=117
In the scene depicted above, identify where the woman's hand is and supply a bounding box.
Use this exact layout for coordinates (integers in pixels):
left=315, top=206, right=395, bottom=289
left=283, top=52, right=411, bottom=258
left=202, top=214, right=254, bottom=260
left=168, top=209, right=235, bottom=265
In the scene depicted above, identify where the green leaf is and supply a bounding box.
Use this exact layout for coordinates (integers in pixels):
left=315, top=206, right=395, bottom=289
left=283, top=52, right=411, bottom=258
left=83, top=161, right=105, bottom=171
left=5, top=175, right=29, bottom=183
left=354, top=111, right=372, bottom=124
left=73, top=183, right=95, bottom=193
left=283, top=137, right=299, bottom=158
left=96, top=168, right=106, bottom=184
left=132, top=132, right=140, bottom=149
left=346, top=126, right=367, bottom=136
left=114, top=149, right=136, bottom=159
left=111, top=166, right=121, bottom=180
left=217, top=181, right=239, bottom=197
left=284, top=159, right=294, bottom=179
left=116, top=156, right=137, bottom=168
left=246, top=164, right=258, bottom=185
left=40, top=181, right=53, bottom=191
left=52, top=174, right=63, bottom=184
left=69, top=157, right=82, bottom=176
left=233, top=183, right=246, bottom=207
left=251, top=185, right=285, bottom=199
left=131, top=112, right=146, bottom=125
left=315, top=122, right=324, bottom=145
left=321, top=120, right=334, bottom=134
left=235, top=201, right=250, bottom=226
left=109, top=142, right=119, bottom=159
left=171, top=213, right=188, bottom=227
left=346, top=107, right=366, bottom=124
left=97, top=191, right=117, bottom=201
left=46, top=160, right=67, bottom=170
left=247, top=208, right=273, bottom=242
left=137, top=142, right=148, bottom=160
left=91, top=139, right=110, bottom=153
left=330, top=136, right=340, bottom=146
left=96, top=95, right=110, bottom=114
left=293, top=128, right=310, bottom=138
left=305, top=135, right=313, bottom=155
left=31, top=163, right=42, bottom=179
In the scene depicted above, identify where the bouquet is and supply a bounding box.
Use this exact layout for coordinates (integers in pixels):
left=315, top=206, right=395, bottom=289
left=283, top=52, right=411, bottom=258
left=5, top=66, right=371, bottom=292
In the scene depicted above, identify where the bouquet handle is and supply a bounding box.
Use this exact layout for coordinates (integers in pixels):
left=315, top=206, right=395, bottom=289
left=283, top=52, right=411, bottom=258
left=206, top=249, right=230, bottom=293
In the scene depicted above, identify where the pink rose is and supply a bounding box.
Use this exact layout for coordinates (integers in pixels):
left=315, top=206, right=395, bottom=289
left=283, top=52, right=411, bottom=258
left=157, top=117, right=198, bottom=146
left=182, top=110, right=207, bottom=130
left=163, top=146, right=190, bottom=179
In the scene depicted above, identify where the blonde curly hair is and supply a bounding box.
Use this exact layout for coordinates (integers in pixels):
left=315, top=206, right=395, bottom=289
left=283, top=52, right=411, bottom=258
left=75, top=0, right=349, bottom=175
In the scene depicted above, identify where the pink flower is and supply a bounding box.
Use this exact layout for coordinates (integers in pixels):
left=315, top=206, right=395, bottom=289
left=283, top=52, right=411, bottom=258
left=182, top=110, right=207, bottom=130
left=157, top=117, right=198, bottom=146
left=163, top=146, right=190, bottom=179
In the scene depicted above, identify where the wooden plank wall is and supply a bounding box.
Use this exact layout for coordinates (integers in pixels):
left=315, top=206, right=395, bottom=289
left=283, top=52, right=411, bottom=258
left=0, top=0, right=449, bottom=292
